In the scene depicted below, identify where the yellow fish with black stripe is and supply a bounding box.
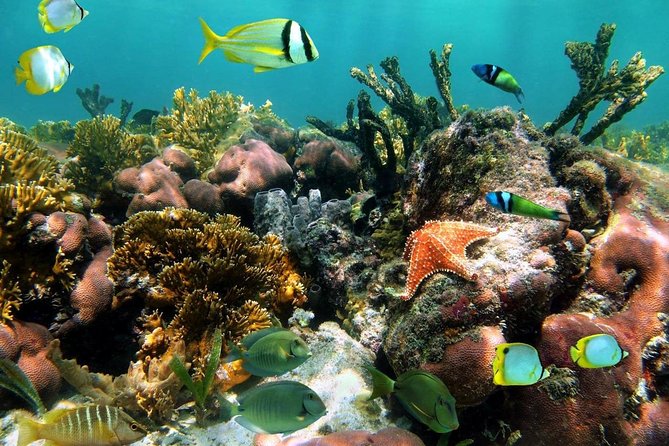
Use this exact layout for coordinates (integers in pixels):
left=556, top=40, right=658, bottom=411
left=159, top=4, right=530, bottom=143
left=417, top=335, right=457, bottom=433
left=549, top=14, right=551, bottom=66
left=16, top=403, right=147, bottom=446
left=198, top=18, right=319, bottom=73
left=38, top=0, right=89, bottom=33
left=15, top=45, right=73, bottom=95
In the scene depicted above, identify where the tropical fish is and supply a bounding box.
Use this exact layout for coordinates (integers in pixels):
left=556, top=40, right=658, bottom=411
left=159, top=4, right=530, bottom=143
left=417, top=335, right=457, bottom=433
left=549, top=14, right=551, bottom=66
left=570, top=333, right=629, bottom=368
left=38, top=0, right=89, bottom=34
left=198, top=18, right=319, bottom=73
left=16, top=404, right=147, bottom=446
left=471, top=64, right=525, bottom=103
left=493, top=343, right=550, bottom=386
left=15, top=46, right=73, bottom=95
left=220, top=381, right=326, bottom=434
left=364, top=365, right=459, bottom=433
left=225, top=327, right=311, bottom=377
left=485, top=191, right=570, bottom=223
left=131, top=109, right=160, bottom=125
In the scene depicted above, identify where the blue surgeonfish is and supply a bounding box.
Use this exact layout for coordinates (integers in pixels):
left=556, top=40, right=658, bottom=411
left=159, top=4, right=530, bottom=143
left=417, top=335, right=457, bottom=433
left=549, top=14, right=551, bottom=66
left=493, top=343, right=550, bottom=386
left=224, top=327, right=311, bottom=377
left=219, top=381, right=326, bottom=434
left=38, top=0, right=89, bottom=33
left=485, top=191, right=570, bottom=223
left=198, top=18, right=319, bottom=72
left=570, top=333, right=628, bottom=368
left=364, top=365, right=459, bottom=433
left=471, top=64, right=524, bottom=103
left=15, top=46, right=73, bottom=95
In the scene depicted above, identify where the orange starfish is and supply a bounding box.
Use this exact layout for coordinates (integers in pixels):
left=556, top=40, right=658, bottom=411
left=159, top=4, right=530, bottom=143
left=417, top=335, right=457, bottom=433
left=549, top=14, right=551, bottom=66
left=402, top=220, right=497, bottom=301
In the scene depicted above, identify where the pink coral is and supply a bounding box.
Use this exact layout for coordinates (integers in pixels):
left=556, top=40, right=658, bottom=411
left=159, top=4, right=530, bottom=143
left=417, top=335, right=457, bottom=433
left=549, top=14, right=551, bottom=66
left=254, top=427, right=425, bottom=446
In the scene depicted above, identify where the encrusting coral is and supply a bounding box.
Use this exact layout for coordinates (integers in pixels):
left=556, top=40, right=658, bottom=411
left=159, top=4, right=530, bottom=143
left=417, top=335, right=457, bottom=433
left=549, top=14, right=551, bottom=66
left=544, top=23, right=664, bottom=145
left=155, top=87, right=243, bottom=171
left=107, top=208, right=307, bottom=386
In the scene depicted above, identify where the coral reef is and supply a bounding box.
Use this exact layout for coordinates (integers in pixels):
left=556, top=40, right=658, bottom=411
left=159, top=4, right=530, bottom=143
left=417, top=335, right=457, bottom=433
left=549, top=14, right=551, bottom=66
left=155, top=88, right=243, bottom=171
left=543, top=23, right=664, bottom=145
left=256, top=427, right=425, bottom=446
left=600, top=121, right=669, bottom=165
left=29, top=120, right=74, bottom=144
left=76, top=84, right=114, bottom=118
left=65, top=115, right=159, bottom=199
left=107, top=208, right=307, bottom=377
left=0, top=322, right=61, bottom=405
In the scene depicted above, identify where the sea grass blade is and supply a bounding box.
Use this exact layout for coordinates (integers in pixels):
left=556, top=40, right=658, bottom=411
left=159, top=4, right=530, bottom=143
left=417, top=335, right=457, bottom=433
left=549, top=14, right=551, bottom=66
left=201, top=329, right=222, bottom=402
left=169, top=355, right=203, bottom=405
left=0, top=358, right=46, bottom=415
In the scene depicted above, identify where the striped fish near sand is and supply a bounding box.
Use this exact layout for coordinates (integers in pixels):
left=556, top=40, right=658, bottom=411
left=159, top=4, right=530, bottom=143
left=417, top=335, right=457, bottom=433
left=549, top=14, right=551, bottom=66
left=16, top=404, right=147, bottom=446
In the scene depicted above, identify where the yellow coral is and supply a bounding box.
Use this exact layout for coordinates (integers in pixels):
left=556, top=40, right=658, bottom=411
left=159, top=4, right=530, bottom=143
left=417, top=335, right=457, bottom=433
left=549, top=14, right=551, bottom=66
left=0, top=260, right=21, bottom=322
left=155, top=87, right=243, bottom=171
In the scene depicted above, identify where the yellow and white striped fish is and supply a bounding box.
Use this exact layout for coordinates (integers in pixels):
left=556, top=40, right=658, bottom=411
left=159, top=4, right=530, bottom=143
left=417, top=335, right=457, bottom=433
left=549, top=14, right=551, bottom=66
left=16, top=404, right=147, bottom=446
left=198, top=18, right=319, bottom=73
left=38, top=0, right=89, bottom=33
left=15, top=45, right=73, bottom=95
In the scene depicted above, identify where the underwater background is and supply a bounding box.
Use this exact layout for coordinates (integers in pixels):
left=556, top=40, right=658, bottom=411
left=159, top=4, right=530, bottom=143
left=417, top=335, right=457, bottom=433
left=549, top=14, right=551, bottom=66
left=1, top=0, right=669, bottom=129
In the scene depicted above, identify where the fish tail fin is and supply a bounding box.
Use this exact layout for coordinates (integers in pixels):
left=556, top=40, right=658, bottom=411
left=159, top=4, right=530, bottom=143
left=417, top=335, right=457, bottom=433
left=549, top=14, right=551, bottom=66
left=569, top=346, right=580, bottom=364
left=362, top=364, right=395, bottom=400
left=14, top=66, right=28, bottom=85
left=16, top=411, right=42, bottom=446
left=515, top=89, right=525, bottom=103
left=216, top=395, right=237, bottom=422
left=198, top=17, right=223, bottom=64
left=223, top=342, right=242, bottom=362
left=554, top=211, right=571, bottom=224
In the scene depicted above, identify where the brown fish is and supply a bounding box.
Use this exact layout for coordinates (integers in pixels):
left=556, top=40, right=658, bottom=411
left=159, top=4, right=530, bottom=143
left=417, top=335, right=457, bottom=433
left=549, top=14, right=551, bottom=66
left=17, top=404, right=147, bottom=446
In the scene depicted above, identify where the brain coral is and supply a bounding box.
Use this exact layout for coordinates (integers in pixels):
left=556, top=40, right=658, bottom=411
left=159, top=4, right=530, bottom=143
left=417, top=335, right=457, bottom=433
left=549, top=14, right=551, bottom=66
left=107, top=207, right=307, bottom=367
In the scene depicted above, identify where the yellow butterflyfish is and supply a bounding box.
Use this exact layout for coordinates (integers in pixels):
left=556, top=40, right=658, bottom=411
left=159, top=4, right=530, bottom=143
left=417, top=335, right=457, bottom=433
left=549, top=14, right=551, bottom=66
left=15, top=46, right=73, bottom=95
left=570, top=333, right=628, bottom=368
left=38, top=0, right=89, bottom=33
left=493, top=342, right=550, bottom=386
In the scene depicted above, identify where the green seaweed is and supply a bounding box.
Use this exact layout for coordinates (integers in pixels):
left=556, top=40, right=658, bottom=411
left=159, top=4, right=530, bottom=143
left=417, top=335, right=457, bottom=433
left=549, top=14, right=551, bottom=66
left=0, top=357, right=46, bottom=415
left=169, top=328, right=222, bottom=410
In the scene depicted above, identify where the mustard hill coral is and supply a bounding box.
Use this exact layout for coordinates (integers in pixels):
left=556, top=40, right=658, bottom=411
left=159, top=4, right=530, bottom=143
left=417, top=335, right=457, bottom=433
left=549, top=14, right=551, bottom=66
left=544, top=23, right=664, bottom=145
left=155, top=87, right=243, bottom=171
left=65, top=115, right=158, bottom=198
left=107, top=208, right=306, bottom=368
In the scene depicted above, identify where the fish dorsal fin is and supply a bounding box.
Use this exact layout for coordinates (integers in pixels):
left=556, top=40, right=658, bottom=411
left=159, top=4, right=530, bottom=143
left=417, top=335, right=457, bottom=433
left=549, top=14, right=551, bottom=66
left=43, top=407, right=72, bottom=423
left=254, top=66, right=276, bottom=73
left=224, top=18, right=288, bottom=38
left=242, top=327, right=286, bottom=349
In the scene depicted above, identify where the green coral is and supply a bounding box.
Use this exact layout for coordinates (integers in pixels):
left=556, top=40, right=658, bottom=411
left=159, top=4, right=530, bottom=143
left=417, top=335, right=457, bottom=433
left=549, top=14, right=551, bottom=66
left=600, top=122, right=669, bottom=165
left=107, top=208, right=306, bottom=367
left=155, top=87, right=243, bottom=171
left=544, top=23, right=664, bottom=144
left=30, top=120, right=75, bottom=143
left=64, top=115, right=158, bottom=197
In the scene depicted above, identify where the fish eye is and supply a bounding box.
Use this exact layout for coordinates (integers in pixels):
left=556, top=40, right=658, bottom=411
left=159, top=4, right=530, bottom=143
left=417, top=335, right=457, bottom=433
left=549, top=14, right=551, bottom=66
left=503, top=347, right=510, bottom=354
left=130, top=423, right=138, bottom=431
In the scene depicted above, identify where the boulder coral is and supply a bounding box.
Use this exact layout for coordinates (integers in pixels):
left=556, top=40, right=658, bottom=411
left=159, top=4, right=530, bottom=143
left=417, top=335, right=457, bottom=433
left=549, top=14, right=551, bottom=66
left=0, top=321, right=61, bottom=405
left=294, top=139, right=361, bottom=200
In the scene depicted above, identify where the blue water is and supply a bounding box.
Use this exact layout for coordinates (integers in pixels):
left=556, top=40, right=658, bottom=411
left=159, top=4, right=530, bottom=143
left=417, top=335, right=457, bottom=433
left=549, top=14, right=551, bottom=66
left=1, top=0, right=667, bottom=129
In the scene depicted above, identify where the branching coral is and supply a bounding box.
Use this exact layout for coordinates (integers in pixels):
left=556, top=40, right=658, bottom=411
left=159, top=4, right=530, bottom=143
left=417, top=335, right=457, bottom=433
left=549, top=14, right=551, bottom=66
left=155, top=87, right=243, bottom=171
left=601, top=122, right=669, bottom=165
left=65, top=115, right=159, bottom=198
left=107, top=208, right=306, bottom=372
left=76, top=84, right=114, bottom=118
left=544, top=23, right=664, bottom=145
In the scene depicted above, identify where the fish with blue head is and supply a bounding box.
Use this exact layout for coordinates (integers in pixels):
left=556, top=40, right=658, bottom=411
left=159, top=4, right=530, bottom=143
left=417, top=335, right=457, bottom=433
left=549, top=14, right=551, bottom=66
left=485, top=191, right=570, bottom=223
left=472, top=64, right=525, bottom=103
left=364, top=365, right=459, bottom=433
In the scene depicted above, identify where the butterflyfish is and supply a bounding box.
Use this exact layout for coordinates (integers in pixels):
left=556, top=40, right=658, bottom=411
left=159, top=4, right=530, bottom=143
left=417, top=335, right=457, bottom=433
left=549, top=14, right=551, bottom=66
left=224, top=327, right=311, bottom=377
left=219, top=381, right=326, bottom=434
left=198, top=18, right=319, bottom=73
left=15, top=46, right=73, bottom=95
left=486, top=191, right=570, bottom=223
left=38, top=0, right=89, bottom=33
left=364, top=365, right=459, bottom=433
left=471, top=64, right=525, bottom=103
left=493, top=343, right=550, bottom=386
left=570, top=333, right=628, bottom=368
left=16, top=404, right=147, bottom=446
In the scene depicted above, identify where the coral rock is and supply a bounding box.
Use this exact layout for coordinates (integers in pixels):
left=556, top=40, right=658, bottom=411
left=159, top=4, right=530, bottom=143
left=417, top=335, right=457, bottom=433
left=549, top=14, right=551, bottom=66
left=293, top=139, right=360, bottom=200
left=254, top=427, right=425, bottom=446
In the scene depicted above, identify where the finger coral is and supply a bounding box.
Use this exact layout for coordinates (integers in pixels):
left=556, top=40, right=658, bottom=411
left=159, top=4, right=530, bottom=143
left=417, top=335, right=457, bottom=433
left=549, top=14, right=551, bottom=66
left=155, top=87, right=243, bottom=171
left=107, top=208, right=306, bottom=379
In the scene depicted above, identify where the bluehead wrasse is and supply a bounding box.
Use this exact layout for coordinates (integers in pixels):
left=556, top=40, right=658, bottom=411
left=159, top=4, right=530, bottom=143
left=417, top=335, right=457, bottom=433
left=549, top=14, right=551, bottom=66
left=570, top=333, right=628, bottom=368
left=471, top=64, right=524, bottom=103
left=198, top=18, right=319, bottom=73
left=485, top=191, right=570, bottom=223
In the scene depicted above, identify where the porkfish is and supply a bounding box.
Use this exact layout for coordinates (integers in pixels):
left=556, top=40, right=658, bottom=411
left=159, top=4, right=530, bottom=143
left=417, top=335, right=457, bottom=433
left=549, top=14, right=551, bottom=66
left=198, top=18, right=319, bottom=72
left=16, top=404, right=147, bottom=446
left=38, top=0, right=89, bottom=33
left=15, top=46, right=73, bottom=95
